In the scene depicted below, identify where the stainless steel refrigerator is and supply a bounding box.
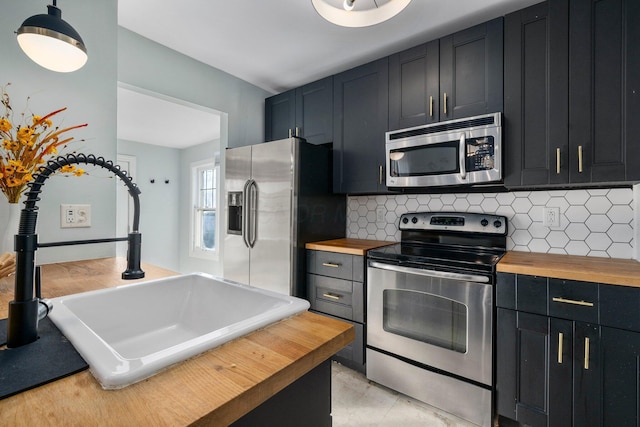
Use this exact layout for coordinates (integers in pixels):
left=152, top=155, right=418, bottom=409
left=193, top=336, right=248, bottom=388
left=223, top=137, right=345, bottom=297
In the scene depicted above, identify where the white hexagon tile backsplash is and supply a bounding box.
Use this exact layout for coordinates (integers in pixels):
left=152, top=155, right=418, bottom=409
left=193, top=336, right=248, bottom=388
left=346, top=187, right=637, bottom=259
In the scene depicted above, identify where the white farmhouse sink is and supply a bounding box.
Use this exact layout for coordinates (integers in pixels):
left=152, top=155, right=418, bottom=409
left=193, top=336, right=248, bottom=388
left=48, top=273, right=310, bottom=389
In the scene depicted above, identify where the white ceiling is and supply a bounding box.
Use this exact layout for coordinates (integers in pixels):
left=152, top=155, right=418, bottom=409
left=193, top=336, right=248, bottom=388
left=117, top=86, right=220, bottom=149
left=116, top=0, right=540, bottom=148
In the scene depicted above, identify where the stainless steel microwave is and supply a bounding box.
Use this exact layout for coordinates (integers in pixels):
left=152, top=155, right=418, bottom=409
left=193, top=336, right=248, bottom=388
left=386, top=112, right=502, bottom=188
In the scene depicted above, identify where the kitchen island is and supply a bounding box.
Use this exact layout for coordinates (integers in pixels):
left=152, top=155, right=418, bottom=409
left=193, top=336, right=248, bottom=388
left=0, top=258, right=354, bottom=426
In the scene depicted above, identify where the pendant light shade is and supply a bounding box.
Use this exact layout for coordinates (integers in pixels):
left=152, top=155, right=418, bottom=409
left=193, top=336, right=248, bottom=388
left=16, top=2, right=87, bottom=73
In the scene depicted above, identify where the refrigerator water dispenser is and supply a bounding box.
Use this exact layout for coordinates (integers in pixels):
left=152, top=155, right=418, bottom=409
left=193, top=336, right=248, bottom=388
left=227, top=191, right=243, bottom=235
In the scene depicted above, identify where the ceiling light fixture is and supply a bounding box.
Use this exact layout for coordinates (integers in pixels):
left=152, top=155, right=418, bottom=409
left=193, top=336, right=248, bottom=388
left=16, top=0, right=88, bottom=73
left=312, top=0, right=412, bottom=28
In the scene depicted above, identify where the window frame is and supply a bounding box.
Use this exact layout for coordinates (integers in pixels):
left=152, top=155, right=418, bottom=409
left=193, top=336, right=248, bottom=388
left=190, top=157, right=219, bottom=260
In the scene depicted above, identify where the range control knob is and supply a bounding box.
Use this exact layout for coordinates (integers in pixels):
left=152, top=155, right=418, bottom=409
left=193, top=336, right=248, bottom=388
left=493, top=220, right=502, bottom=228
left=402, top=217, right=409, bottom=224
left=411, top=217, right=418, bottom=224
left=480, top=219, right=489, bottom=227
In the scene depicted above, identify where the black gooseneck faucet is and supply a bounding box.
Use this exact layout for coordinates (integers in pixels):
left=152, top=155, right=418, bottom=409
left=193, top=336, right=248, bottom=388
left=6, top=153, right=144, bottom=348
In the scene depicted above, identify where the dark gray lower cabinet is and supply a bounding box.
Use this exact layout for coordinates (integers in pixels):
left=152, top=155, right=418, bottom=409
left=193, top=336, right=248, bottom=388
left=496, top=272, right=636, bottom=426
left=307, top=250, right=366, bottom=372
left=601, top=327, right=640, bottom=426
left=231, top=359, right=331, bottom=427
left=497, top=309, right=575, bottom=426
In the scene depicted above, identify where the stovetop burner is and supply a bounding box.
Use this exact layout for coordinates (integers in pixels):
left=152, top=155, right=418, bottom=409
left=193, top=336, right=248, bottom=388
left=367, top=212, right=508, bottom=275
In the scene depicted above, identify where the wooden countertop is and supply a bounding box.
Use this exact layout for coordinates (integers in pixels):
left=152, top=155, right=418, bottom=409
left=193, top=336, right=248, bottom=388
left=305, top=238, right=395, bottom=256
left=0, top=258, right=353, bottom=426
left=497, top=251, right=640, bottom=287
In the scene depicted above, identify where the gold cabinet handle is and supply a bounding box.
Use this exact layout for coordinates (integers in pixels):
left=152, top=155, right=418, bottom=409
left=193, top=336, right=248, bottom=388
left=558, top=332, right=564, bottom=364
left=556, top=148, right=561, bottom=174
left=429, top=95, right=433, bottom=117
left=552, top=297, right=594, bottom=307
left=323, top=293, right=342, bottom=300
left=578, top=145, right=583, bottom=173
left=443, top=92, right=448, bottom=115
left=322, top=262, right=340, bottom=268
left=584, top=337, right=590, bottom=370
left=379, top=165, right=383, bottom=185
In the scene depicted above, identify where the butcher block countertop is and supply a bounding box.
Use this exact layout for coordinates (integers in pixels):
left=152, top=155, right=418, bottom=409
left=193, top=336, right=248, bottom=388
left=498, top=251, right=640, bottom=288
left=0, top=258, right=354, bottom=426
left=305, top=238, right=395, bottom=256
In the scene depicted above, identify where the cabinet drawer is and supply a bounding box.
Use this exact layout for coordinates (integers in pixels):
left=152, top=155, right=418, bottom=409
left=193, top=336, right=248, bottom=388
left=335, top=319, right=364, bottom=369
left=307, top=274, right=363, bottom=323
left=548, top=279, right=599, bottom=323
left=309, top=251, right=363, bottom=282
left=314, top=313, right=365, bottom=372
left=600, top=284, right=640, bottom=332
left=516, top=275, right=548, bottom=315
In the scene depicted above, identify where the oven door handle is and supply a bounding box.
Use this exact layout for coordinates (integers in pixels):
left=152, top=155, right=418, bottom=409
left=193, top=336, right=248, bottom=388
left=369, top=261, right=490, bottom=283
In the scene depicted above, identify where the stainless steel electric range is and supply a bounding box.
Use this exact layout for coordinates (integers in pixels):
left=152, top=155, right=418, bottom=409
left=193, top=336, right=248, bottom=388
left=366, top=211, right=508, bottom=427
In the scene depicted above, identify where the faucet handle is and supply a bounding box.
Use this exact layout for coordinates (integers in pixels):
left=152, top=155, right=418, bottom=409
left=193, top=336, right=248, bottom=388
left=35, top=265, right=41, bottom=299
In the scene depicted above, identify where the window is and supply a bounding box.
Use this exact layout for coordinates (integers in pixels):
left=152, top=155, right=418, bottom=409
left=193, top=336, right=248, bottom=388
left=191, top=157, right=219, bottom=258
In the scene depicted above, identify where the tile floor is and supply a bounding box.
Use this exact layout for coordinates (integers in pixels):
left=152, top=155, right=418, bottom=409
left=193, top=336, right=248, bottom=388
left=331, top=362, right=478, bottom=427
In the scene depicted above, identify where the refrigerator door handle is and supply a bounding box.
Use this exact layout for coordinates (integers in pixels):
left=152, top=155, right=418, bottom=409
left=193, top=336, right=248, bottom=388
left=248, top=180, right=258, bottom=248
left=242, top=179, right=252, bottom=248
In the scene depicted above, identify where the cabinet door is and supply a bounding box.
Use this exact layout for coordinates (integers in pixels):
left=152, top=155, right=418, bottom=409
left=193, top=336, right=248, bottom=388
left=439, top=17, right=503, bottom=120
left=572, top=322, right=601, bottom=427
left=602, top=326, right=640, bottom=427
left=333, top=58, right=389, bottom=194
left=504, top=0, right=570, bottom=187
left=296, top=77, right=333, bottom=145
left=569, top=0, right=640, bottom=183
left=496, top=309, right=573, bottom=426
left=388, top=40, right=440, bottom=130
left=265, top=90, right=295, bottom=142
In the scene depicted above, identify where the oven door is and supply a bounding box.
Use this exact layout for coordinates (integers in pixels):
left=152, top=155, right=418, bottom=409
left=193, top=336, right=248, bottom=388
left=367, top=260, right=493, bottom=386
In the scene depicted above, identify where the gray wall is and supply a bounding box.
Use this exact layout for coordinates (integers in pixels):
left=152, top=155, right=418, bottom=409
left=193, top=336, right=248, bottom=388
left=117, top=27, right=270, bottom=150
left=117, top=139, right=181, bottom=271
left=0, top=0, right=118, bottom=263
left=117, top=27, right=270, bottom=274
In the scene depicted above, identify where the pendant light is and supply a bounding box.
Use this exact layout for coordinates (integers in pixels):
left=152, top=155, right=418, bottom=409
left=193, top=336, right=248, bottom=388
left=16, top=1, right=87, bottom=73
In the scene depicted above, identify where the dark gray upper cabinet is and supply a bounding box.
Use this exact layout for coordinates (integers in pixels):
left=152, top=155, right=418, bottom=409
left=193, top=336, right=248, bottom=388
left=568, top=0, right=640, bottom=184
left=388, top=18, right=503, bottom=131
left=265, top=76, right=333, bottom=145
left=505, top=0, right=640, bottom=188
left=388, top=40, right=440, bottom=130
left=439, top=17, right=504, bottom=120
left=333, top=58, right=389, bottom=194
left=504, top=0, right=569, bottom=187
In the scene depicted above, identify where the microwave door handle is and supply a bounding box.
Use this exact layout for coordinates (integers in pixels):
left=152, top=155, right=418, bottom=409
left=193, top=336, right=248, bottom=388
left=369, top=261, right=489, bottom=283
left=242, top=180, right=251, bottom=248
left=459, top=133, right=467, bottom=180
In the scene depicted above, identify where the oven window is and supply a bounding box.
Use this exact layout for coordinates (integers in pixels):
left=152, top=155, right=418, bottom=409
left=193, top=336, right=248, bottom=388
left=382, top=289, right=467, bottom=353
left=389, top=142, right=458, bottom=177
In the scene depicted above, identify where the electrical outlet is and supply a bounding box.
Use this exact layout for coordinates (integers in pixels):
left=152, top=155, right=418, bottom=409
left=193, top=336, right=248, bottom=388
left=61, top=204, right=91, bottom=228
left=376, top=207, right=386, bottom=224
left=543, top=207, right=560, bottom=227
